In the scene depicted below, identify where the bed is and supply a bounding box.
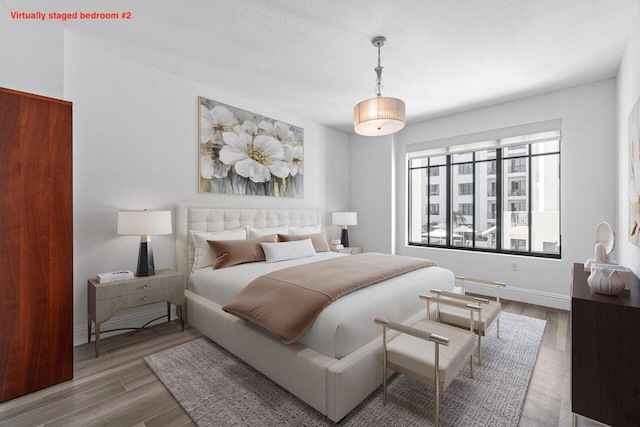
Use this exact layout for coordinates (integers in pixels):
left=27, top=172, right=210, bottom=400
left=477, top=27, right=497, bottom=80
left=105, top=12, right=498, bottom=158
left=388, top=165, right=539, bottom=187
left=177, top=203, right=455, bottom=422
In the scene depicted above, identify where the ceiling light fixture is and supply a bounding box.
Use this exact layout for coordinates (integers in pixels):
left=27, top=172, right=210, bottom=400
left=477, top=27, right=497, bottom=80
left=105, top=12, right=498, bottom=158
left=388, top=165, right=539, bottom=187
left=354, top=36, right=406, bottom=136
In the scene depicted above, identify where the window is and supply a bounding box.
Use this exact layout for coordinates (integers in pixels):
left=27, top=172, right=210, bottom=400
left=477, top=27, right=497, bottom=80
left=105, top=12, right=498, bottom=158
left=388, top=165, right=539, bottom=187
left=459, top=203, right=473, bottom=216
left=509, top=158, right=526, bottom=173
left=510, top=239, right=527, bottom=251
left=509, top=180, right=526, bottom=196
left=487, top=161, right=497, bottom=175
left=407, top=123, right=561, bottom=258
left=488, top=203, right=496, bottom=219
left=458, top=164, right=473, bottom=175
left=458, top=183, right=472, bottom=195
left=488, top=181, right=496, bottom=197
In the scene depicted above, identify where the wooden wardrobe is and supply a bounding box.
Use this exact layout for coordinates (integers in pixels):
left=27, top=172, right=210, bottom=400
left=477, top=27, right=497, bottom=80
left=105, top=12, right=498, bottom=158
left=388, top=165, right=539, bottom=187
left=0, top=88, right=73, bottom=402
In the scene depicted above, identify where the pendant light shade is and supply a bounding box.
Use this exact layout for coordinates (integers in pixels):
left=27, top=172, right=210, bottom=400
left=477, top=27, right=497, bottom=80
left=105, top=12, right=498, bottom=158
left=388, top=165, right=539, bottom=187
left=353, top=36, right=406, bottom=136
left=354, top=96, right=406, bottom=136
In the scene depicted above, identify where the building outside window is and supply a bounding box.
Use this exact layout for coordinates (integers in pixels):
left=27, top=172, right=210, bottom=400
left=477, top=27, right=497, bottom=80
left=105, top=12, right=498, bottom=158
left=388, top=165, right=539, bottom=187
left=459, top=203, right=473, bottom=216
left=509, top=158, right=527, bottom=173
left=459, top=183, right=472, bottom=195
left=458, top=163, right=473, bottom=175
left=510, top=180, right=526, bottom=196
left=510, top=239, right=527, bottom=251
left=407, top=122, right=561, bottom=258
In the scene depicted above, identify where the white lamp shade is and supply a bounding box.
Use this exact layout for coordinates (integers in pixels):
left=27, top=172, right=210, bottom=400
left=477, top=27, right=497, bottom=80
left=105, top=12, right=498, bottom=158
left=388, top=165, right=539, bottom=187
left=332, top=212, right=357, bottom=226
left=117, top=210, right=172, bottom=236
left=354, top=97, right=406, bottom=136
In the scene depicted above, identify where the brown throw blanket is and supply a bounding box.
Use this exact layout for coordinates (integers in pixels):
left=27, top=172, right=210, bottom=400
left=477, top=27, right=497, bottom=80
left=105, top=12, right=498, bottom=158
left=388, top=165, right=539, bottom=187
left=222, top=253, right=436, bottom=344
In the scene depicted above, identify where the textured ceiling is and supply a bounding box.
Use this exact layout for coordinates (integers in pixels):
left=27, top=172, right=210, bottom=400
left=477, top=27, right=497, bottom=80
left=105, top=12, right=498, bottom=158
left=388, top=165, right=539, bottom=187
left=3, top=0, right=639, bottom=132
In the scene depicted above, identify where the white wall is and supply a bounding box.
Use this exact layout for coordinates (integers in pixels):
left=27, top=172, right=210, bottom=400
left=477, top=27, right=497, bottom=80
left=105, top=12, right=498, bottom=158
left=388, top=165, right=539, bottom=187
left=617, top=8, right=640, bottom=277
left=350, top=79, right=616, bottom=309
left=348, top=134, right=396, bottom=253
left=0, top=4, right=64, bottom=98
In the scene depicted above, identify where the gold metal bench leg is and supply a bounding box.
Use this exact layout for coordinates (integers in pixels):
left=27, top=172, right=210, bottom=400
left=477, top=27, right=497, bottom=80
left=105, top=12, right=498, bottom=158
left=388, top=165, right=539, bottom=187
left=382, top=325, right=388, bottom=406
left=479, top=323, right=483, bottom=366
left=435, top=343, right=440, bottom=427
left=382, top=361, right=387, bottom=405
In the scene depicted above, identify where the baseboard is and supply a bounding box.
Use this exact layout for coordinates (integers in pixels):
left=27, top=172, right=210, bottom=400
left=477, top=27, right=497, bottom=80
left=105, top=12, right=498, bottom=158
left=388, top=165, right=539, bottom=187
left=74, top=305, right=178, bottom=347
left=464, top=283, right=570, bottom=311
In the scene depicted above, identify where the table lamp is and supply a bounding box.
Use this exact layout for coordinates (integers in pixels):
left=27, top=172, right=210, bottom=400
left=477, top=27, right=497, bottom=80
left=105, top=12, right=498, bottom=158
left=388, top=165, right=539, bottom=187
left=332, top=212, right=357, bottom=247
left=117, top=210, right=172, bottom=277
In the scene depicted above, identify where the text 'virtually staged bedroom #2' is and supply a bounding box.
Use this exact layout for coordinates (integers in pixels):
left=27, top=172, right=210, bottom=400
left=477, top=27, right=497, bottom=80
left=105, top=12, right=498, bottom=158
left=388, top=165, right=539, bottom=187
left=1, top=1, right=640, bottom=426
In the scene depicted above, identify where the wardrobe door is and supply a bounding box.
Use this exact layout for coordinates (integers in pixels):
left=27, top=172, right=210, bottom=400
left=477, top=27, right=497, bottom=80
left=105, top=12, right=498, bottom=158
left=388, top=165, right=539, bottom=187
left=0, top=88, right=73, bottom=402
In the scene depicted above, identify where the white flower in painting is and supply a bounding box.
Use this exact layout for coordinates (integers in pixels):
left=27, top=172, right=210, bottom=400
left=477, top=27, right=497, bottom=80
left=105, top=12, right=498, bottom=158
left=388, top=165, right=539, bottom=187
left=200, top=105, right=238, bottom=143
left=200, top=154, right=230, bottom=179
left=219, top=132, right=290, bottom=183
left=233, top=120, right=258, bottom=136
left=283, top=144, right=303, bottom=176
left=258, top=120, right=295, bottom=145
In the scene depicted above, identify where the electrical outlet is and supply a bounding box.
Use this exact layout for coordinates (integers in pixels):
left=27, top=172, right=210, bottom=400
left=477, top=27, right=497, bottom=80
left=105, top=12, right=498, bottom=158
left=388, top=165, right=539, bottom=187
left=510, top=261, right=518, bottom=271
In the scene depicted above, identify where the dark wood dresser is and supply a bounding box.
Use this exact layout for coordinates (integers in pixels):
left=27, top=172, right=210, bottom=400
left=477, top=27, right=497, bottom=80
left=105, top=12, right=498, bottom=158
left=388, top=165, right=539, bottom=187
left=0, top=88, right=73, bottom=402
left=571, top=263, right=640, bottom=426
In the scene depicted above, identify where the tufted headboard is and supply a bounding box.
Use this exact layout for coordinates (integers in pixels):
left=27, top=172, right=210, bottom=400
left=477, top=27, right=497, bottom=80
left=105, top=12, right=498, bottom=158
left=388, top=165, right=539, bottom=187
left=176, top=203, right=319, bottom=274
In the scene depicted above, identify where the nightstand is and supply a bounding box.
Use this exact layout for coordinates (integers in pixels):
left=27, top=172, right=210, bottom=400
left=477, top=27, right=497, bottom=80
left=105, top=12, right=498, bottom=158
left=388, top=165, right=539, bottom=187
left=334, top=246, right=363, bottom=255
left=87, top=268, right=186, bottom=357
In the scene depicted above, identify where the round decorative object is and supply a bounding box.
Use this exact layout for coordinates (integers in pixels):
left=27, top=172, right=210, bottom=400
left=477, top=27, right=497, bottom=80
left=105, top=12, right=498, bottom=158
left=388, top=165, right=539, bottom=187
left=587, top=268, right=626, bottom=295
left=594, top=222, right=615, bottom=263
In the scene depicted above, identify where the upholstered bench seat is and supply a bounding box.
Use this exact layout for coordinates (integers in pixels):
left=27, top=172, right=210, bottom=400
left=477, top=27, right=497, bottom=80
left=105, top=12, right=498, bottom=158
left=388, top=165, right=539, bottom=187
left=438, top=300, right=501, bottom=336
left=386, top=319, right=476, bottom=389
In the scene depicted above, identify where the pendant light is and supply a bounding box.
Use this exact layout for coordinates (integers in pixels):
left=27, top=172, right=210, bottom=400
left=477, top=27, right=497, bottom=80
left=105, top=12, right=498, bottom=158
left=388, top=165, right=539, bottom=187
left=354, top=36, right=406, bottom=136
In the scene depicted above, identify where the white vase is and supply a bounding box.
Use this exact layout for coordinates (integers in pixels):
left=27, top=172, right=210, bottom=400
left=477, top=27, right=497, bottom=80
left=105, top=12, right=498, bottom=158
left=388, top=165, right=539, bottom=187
left=587, top=268, right=626, bottom=295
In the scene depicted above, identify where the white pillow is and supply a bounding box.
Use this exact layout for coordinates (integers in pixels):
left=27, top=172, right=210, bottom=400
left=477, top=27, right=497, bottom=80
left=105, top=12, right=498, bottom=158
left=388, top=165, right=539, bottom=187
left=260, top=239, right=316, bottom=263
left=289, top=224, right=321, bottom=235
left=246, top=225, right=289, bottom=238
left=191, top=228, right=247, bottom=270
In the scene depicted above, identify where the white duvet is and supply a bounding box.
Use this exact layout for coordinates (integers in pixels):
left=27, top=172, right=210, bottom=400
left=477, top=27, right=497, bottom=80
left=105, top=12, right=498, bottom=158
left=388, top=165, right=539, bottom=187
left=189, top=252, right=455, bottom=359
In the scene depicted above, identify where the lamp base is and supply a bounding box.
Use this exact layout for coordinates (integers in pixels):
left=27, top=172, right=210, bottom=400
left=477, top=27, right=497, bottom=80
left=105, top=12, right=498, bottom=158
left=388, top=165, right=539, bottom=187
left=136, top=241, right=155, bottom=277
left=341, top=228, right=350, bottom=248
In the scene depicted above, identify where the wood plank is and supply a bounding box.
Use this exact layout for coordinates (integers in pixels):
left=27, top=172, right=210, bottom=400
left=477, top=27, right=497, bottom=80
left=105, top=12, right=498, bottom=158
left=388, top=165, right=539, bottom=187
left=43, top=381, right=168, bottom=427
left=1, top=381, right=125, bottom=427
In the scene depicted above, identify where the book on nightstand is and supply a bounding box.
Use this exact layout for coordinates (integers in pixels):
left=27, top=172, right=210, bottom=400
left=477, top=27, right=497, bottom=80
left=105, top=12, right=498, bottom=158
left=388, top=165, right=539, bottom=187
left=96, top=270, right=135, bottom=283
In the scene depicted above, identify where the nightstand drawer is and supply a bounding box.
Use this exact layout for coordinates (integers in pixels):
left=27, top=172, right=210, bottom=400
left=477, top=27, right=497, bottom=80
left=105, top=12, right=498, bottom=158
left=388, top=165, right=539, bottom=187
left=91, top=269, right=185, bottom=300
left=94, top=286, right=184, bottom=323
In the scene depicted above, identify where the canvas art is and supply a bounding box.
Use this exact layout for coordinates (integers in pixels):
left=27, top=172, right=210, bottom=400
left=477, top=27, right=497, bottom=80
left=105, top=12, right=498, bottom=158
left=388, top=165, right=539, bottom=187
left=630, top=95, right=640, bottom=245
left=199, top=97, right=304, bottom=198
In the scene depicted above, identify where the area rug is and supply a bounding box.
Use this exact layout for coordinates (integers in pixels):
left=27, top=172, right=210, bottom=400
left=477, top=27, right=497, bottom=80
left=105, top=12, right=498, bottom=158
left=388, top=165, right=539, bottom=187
left=145, top=312, right=545, bottom=426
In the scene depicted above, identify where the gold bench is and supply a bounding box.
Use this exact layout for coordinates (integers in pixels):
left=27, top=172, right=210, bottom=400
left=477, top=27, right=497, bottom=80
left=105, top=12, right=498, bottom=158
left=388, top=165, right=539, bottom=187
left=374, top=295, right=482, bottom=426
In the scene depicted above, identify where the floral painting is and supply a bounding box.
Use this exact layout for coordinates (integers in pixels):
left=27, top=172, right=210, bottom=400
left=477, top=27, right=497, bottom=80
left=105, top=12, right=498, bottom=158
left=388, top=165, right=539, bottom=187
left=199, top=97, right=303, bottom=197
left=630, top=96, right=640, bottom=245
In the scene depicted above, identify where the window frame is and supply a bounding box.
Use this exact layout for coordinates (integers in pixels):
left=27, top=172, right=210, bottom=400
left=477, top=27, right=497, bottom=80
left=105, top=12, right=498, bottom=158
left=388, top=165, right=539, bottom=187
left=407, top=143, right=561, bottom=259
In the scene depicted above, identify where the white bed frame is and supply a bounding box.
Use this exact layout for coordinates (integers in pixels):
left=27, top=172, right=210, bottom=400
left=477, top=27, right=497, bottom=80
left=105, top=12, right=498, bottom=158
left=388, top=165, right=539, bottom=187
left=176, top=203, right=425, bottom=422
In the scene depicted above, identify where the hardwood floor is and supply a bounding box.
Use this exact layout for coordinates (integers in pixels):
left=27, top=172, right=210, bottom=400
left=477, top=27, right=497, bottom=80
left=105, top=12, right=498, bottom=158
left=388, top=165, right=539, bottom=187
left=0, top=302, right=573, bottom=426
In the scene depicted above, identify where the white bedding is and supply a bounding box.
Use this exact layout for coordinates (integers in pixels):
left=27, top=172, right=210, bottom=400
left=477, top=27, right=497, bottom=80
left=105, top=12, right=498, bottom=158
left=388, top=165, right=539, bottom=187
left=189, top=252, right=455, bottom=359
